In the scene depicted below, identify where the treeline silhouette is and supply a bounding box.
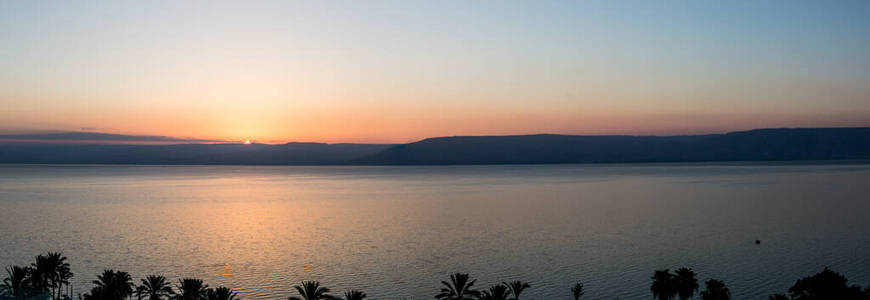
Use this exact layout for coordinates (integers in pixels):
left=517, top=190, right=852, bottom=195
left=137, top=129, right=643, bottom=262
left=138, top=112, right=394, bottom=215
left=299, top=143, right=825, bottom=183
left=3, top=252, right=870, bottom=299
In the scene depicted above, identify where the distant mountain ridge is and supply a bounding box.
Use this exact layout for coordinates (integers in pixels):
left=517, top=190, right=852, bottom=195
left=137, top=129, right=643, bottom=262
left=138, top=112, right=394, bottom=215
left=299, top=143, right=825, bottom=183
left=0, top=143, right=393, bottom=165
left=360, top=128, right=870, bottom=165
left=1, top=128, right=869, bottom=165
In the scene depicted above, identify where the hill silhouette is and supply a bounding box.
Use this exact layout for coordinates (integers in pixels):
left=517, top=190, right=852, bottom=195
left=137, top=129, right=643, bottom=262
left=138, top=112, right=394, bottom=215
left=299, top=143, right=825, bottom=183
left=361, top=128, right=870, bottom=165
left=1, top=128, right=868, bottom=165
left=0, top=142, right=392, bottom=165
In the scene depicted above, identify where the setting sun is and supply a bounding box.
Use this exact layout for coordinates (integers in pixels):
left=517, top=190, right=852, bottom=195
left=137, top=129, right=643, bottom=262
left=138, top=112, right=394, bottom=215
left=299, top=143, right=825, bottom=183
left=244, top=140, right=251, bottom=145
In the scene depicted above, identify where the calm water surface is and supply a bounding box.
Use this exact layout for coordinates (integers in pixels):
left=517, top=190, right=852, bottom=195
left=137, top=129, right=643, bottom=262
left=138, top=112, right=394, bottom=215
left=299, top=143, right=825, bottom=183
left=1, top=163, right=869, bottom=299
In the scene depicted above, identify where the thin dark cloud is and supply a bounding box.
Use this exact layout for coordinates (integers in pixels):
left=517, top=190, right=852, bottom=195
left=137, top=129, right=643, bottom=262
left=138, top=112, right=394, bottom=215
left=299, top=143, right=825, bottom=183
left=80, top=127, right=114, bottom=131
left=0, top=132, right=225, bottom=144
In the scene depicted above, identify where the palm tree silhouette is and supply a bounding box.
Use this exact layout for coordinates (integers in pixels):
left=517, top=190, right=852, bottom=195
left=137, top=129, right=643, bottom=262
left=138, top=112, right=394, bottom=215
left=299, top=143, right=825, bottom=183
left=174, top=278, right=208, bottom=300
left=651, top=269, right=677, bottom=300
left=502, top=281, right=530, bottom=300
left=699, top=279, right=729, bottom=300
left=26, top=252, right=73, bottom=300
left=478, top=284, right=511, bottom=300
left=675, top=267, right=698, bottom=300
left=571, top=281, right=584, bottom=300
left=29, top=254, right=52, bottom=293
left=288, top=281, right=333, bottom=300
left=206, top=287, right=237, bottom=300
left=136, top=275, right=174, bottom=300
left=435, top=273, right=480, bottom=300
left=2, top=265, right=30, bottom=297
left=83, top=269, right=134, bottom=300
left=341, top=290, right=366, bottom=300
left=48, top=252, right=72, bottom=300
left=57, top=267, right=73, bottom=300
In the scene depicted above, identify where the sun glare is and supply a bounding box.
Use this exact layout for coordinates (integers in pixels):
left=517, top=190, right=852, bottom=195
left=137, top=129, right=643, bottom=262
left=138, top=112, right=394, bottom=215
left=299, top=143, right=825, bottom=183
left=244, top=140, right=251, bottom=145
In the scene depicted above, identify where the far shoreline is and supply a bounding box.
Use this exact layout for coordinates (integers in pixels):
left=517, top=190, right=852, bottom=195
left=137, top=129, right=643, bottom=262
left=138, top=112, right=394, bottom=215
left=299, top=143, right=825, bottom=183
left=1, top=159, right=869, bottom=168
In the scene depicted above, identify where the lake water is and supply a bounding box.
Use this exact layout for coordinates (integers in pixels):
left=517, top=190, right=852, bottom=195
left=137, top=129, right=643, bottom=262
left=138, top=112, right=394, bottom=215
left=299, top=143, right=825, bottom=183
left=1, top=163, right=869, bottom=299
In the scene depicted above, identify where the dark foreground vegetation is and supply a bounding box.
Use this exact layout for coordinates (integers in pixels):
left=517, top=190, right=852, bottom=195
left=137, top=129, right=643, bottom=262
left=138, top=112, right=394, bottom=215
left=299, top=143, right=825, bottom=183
left=3, top=252, right=870, bottom=299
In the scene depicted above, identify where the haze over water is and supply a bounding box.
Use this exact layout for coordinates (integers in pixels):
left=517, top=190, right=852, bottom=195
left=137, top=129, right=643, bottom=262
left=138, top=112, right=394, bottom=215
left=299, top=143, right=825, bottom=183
left=1, top=163, right=869, bottom=299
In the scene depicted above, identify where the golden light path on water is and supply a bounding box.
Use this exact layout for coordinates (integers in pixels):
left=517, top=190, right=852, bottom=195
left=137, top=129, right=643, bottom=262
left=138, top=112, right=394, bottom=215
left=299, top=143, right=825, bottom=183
left=1, top=164, right=870, bottom=299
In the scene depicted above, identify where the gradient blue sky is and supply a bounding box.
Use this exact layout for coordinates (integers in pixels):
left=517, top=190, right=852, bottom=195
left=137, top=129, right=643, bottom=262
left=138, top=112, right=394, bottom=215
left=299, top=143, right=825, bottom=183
left=1, top=0, right=869, bottom=143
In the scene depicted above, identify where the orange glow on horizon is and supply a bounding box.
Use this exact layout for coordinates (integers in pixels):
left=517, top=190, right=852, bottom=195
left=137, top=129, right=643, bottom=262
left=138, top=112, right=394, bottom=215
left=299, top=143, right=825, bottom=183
left=4, top=110, right=863, bottom=145
left=2, top=1, right=870, bottom=144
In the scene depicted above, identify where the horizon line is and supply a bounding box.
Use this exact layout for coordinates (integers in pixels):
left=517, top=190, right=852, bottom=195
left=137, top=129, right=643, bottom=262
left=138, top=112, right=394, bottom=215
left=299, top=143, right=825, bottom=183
left=0, top=126, right=867, bottom=146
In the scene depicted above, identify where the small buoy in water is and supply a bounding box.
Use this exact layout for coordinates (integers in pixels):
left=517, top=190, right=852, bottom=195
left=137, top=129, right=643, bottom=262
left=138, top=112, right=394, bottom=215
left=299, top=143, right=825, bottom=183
left=755, top=239, right=761, bottom=245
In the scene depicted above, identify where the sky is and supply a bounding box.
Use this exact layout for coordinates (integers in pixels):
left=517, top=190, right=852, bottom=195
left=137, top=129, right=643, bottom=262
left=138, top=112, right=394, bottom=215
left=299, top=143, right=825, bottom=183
left=1, top=0, right=869, bottom=144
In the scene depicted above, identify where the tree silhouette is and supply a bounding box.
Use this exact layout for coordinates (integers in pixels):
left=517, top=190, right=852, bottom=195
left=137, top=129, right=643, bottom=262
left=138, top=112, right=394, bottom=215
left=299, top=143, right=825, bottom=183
left=289, top=281, right=333, bottom=300
left=174, top=278, right=208, bottom=300
left=675, top=267, right=698, bottom=300
left=788, top=267, right=865, bottom=300
left=28, top=252, right=72, bottom=299
left=571, top=281, right=584, bottom=300
left=478, top=284, right=511, bottom=300
left=47, top=252, right=72, bottom=300
left=2, top=265, right=31, bottom=297
left=436, top=273, right=480, bottom=300
left=341, top=290, right=366, bottom=300
left=651, top=269, right=677, bottom=300
left=17, top=254, right=870, bottom=300
left=206, top=287, right=237, bottom=300
left=83, top=269, right=134, bottom=300
left=57, top=267, right=73, bottom=300
left=29, top=254, right=52, bottom=292
left=136, top=275, right=174, bottom=300
left=502, top=281, right=530, bottom=300
left=699, top=279, right=729, bottom=300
